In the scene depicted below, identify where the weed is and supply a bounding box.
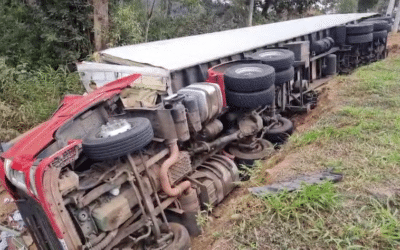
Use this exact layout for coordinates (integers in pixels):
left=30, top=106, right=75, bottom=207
left=0, top=58, right=84, bottom=140
left=220, top=37, right=400, bottom=249
left=196, top=210, right=209, bottom=229
left=263, top=182, right=339, bottom=225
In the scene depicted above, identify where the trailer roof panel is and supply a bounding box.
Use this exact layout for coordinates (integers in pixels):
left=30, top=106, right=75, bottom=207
left=100, top=13, right=375, bottom=71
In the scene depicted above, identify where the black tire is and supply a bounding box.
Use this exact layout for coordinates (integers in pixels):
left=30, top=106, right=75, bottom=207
left=326, top=37, right=335, bottom=47
left=346, top=23, right=373, bottom=35
left=226, top=85, right=275, bottom=109
left=367, top=16, right=393, bottom=24
left=83, top=117, right=154, bottom=160
left=163, top=223, right=191, bottom=250
left=264, top=117, right=294, bottom=143
left=224, top=63, right=275, bottom=92
left=347, top=33, right=373, bottom=44
left=249, top=49, right=294, bottom=71
left=362, top=20, right=390, bottom=31
left=373, top=30, right=388, bottom=40
left=275, top=66, right=294, bottom=86
left=322, top=39, right=331, bottom=51
left=311, top=40, right=324, bottom=55
left=144, top=223, right=191, bottom=250
left=275, top=82, right=287, bottom=110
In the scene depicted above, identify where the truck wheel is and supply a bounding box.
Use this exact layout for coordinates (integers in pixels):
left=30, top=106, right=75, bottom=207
left=224, top=63, right=275, bottom=92
left=373, top=30, right=388, bottom=40
left=83, top=117, right=154, bottom=160
left=311, top=40, right=325, bottom=55
left=347, top=33, right=373, bottom=44
left=367, top=16, right=393, bottom=24
left=275, top=66, right=294, bottom=86
left=249, top=49, right=294, bottom=71
left=346, top=23, right=373, bottom=35
left=362, top=20, right=390, bottom=31
left=275, top=82, right=287, bottom=110
left=226, top=85, right=275, bottom=109
left=321, top=39, right=331, bottom=52
left=145, top=223, right=190, bottom=250
left=264, top=117, right=294, bottom=143
left=326, top=37, right=335, bottom=47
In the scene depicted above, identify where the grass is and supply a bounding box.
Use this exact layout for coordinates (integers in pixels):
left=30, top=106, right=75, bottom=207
left=203, top=36, right=400, bottom=249
left=0, top=58, right=84, bottom=140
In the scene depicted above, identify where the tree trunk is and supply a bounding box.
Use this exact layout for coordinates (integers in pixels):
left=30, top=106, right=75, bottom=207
left=386, top=0, right=395, bottom=15
left=393, top=0, right=400, bottom=32
left=94, top=0, right=109, bottom=51
left=248, top=0, right=255, bottom=26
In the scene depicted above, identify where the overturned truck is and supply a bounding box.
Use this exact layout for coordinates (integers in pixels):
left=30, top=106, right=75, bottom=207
left=0, top=13, right=391, bottom=250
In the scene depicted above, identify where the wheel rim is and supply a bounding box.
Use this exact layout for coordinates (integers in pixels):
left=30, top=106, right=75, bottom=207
left=98, top=119, right=132, bottom=138
left=259, top=51, right=284, bottom=58
left=234, top=67, right=263, bottom=76
left=228, top=139, right=274, bottom=160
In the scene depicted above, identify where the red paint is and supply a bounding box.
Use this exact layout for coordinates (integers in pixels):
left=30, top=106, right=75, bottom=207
left=206, top=70, right=227, bottom=107
left=0, top=73, right=141, bottom=240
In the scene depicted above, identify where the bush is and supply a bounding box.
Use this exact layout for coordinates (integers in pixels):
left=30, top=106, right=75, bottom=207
left=0, top=58, right=84, bottom=139
left=0, top=0, right=93, bottom=70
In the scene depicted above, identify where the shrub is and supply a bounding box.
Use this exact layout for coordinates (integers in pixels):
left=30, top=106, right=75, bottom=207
left=0, top=0, right=93, bottom=70
left=0, top=58, right=84, bottom=139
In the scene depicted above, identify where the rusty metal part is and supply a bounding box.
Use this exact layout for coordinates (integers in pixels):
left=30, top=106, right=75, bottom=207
left=106, top=195, right=176, bottom=250
left=178, top=188, right=200, bottom=213
left=168, top=151, right=192, bottom=184
left=127, top=155, right=162, bottom=239
left=183, top=95, right=202, bottom=132
left=139, top=151, right=170, bottom=229
left=78, top=173, right=128, bottom=208
left=192, top=131, right=240, bottom=154
left=170, top=102, right=190, bottom=142
left=92, top=195, right=132, bottom=232
left=78, top=163, right=117, bottom=190
left=189, top=154, right=239, bottom=207
left=201, top=119, right=223, bottom=140
left=159, top=141, right=191, bottom=197
left=91, top=229, right=118, bottom=250
left=43, top=168, right=83, bottom=249
left=86, top=232, right=106, bottom=249
left=238, top=111, right=263, bottom=136
left=229, top=139, right=274, bottom=160
left=58, top=170, right=79, bottom=196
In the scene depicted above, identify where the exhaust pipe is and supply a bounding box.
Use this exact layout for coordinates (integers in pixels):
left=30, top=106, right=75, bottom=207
left=159, top=140, right=191, bottom=196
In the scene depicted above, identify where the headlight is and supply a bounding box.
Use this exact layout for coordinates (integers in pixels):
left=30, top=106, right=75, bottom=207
left=4, top=159, right=27, bottom=192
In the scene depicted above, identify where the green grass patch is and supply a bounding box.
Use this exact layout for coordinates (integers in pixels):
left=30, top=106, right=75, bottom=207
left=224, top=52, right=400, bottom=249
left=0, top=58, right=84, bottom=139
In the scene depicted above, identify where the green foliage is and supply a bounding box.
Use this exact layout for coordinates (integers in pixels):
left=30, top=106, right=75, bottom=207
left=358, top=0, right=379, bottom=12
left=0, top=0, right=93, bottom=70
left=109, top=1, right=145, bottom=46
left=0, top=58, right=84, bottom=138
left=262, top=182, right=339, bottom=224
left=108, top=0, right=251, bottom=46
left=337, top=0, right=359, bottom=13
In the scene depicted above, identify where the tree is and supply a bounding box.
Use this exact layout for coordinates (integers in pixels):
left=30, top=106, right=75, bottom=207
left=0, top=0, right=93, bottom=69
left=257, top=0, right=318, bottom=20
left=358, top=0, right=379, bottom=12
left=337, top=0, right=358, bottom=13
